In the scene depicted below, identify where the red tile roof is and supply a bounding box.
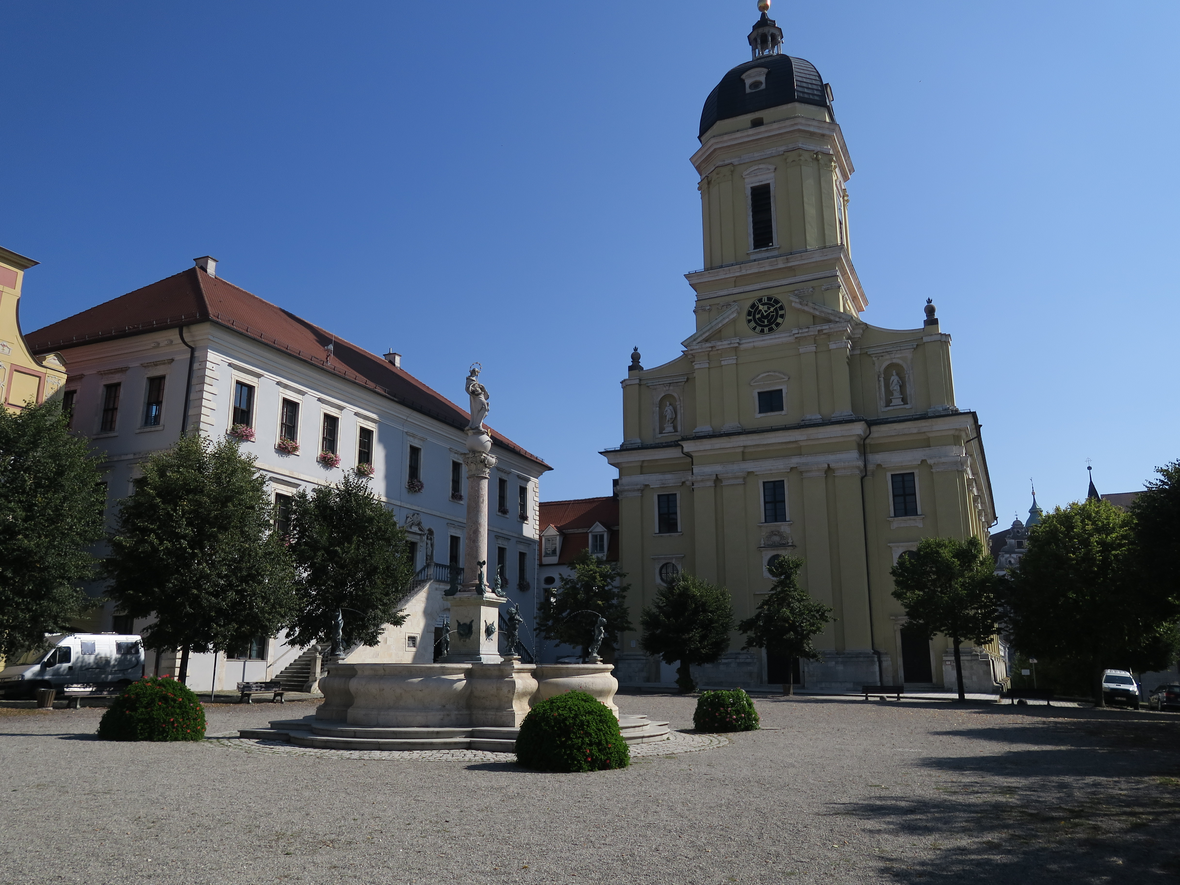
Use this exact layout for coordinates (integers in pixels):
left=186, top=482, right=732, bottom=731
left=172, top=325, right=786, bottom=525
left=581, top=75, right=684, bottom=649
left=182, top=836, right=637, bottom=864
left=540, top=496, right=619, bottom=532
left=539, top=496, right=619, bottom=564
left=27, top=267, right=548, bottom=468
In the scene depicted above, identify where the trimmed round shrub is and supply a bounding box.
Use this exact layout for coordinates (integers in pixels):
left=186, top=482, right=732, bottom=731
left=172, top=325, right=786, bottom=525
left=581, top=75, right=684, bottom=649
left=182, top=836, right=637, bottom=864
left=515, top=690, right=630, bottom=772
left=693, top=688, right=760, bottom=732
left=97, top=676, right=207, bottom=742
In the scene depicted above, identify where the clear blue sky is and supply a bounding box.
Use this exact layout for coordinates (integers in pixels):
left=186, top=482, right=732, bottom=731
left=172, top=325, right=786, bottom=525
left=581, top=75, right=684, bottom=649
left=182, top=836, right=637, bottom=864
left=5, top=1, right=1178, bottom=527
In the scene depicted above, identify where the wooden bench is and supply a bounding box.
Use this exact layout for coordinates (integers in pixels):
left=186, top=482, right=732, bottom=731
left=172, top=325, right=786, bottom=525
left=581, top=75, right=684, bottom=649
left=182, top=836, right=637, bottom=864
left=237, top=681, right=284, bottom=704
left=62, top=684, right=125, bottom=708
left=1003, top=688, right=1055, bottom=706
left=862, top=684, right=904, bottom=701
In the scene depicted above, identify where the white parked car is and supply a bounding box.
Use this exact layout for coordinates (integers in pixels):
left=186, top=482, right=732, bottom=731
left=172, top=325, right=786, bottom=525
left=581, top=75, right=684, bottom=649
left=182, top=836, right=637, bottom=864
left=1100, top=669, right=1140, bottom=709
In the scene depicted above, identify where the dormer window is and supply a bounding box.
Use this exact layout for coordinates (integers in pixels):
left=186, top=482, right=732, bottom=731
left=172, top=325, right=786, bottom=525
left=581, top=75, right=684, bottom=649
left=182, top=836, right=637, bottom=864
left=741, top=68, right=769, bottom=94
left=588, top=522, right=608, bottom=558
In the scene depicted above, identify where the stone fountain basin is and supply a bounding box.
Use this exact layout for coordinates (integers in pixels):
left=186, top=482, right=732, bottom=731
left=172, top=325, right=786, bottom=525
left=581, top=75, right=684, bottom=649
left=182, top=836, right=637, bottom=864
left=316, top=660, right=618, bottom=729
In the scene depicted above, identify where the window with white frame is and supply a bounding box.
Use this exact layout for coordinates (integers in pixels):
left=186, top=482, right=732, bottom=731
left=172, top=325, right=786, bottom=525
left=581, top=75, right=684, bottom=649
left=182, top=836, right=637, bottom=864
left=590, top=531, right=606, bottom=556
left=757, top=388, right=784, bottom=415
left=656, top=493, right=679, bottom=534
left=357, top=425, right=374, bottom=468
left=142, top=376, right=165, bottom=427
left=100, top=383, right=121, bottom=433
left=321, top=413, right=339, bottom=454
left=517, top=550, right=529, bottom=590
left=543, top=535, right=558, bottom=558
left=61, top=389, right=77, bottom=429
left=279, top=398, right=300, bottom=442
left=451, top=461, right=463, bottom=500
left=762, top=479, right=787, bottom=523
left=274, top=493, right=293, bottom=537
left=232, top=381, right=254, bottom=428
left=891, top=472, right=919, bottom=517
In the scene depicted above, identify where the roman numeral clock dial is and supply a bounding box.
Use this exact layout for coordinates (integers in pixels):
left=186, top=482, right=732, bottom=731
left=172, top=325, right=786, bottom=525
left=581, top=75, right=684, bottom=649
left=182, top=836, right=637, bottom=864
left=745, top=295, right=786, bottom=334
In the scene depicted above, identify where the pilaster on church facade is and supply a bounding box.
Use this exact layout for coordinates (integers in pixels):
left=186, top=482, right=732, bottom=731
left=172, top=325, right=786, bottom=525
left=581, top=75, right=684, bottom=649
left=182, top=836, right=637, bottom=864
left=604, top=6, right=1000, bottom=693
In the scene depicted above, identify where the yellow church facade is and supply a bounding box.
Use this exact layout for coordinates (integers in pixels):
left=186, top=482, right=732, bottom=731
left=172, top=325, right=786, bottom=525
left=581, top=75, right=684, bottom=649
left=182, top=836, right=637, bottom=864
left=0, top=247, right=66, bottom=410
left=604, top=9, right=999, bottom=692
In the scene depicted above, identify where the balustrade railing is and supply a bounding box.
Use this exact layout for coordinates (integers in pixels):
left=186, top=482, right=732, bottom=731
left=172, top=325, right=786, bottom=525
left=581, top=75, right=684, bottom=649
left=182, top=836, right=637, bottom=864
left=412, top=562, right=464, bottom=591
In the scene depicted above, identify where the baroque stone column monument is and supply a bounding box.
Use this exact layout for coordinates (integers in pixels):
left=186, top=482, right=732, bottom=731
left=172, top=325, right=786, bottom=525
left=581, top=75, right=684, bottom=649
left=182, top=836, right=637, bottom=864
left=294, top=363, right=629, bottom=743
left=444, top=363, right=507, bottom=663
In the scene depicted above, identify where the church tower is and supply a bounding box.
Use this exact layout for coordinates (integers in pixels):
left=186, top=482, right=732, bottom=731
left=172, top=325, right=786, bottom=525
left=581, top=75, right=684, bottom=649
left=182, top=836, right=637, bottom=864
left=604, top=3, right=999, bottom=693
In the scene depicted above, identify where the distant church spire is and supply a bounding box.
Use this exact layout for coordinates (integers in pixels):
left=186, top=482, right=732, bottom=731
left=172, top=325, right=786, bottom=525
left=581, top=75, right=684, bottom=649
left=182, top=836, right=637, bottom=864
left=749, top=1, right=784, bottom=59
left=1087, top=464, right=1100, bottom=501
left=1027, top=478, right=1043, bottom=527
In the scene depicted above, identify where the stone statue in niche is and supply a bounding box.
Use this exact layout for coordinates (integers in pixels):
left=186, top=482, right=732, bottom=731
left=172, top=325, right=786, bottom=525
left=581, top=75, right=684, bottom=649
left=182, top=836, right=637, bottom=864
left=662, top=398, right=677, bottom=434
left=465, top=363, right=490, bottom=432
left=888, top=370, right=905, bottom=406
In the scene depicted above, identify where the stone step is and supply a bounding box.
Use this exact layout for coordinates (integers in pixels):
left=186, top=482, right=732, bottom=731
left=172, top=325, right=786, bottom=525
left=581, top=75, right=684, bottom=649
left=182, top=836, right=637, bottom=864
left=311, top=724, right=474, bottom=740
left=238, top=728, right=292, bottom=740
left=469, top=738, right=517, bottom=752
left=292, top=734, right=473, bottom=751
left=241, top=713, right=671, bottom=752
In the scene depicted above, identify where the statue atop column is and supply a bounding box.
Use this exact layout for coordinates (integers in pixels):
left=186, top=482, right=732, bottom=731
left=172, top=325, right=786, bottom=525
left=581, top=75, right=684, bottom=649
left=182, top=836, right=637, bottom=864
left=466, top=363, right=490, bottom=433
left=447, top=361, right=505, bottom=662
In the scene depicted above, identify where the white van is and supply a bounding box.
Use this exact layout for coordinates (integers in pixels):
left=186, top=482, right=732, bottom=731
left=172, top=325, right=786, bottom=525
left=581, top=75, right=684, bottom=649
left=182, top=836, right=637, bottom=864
left=0, top=634, right=144, bottom=699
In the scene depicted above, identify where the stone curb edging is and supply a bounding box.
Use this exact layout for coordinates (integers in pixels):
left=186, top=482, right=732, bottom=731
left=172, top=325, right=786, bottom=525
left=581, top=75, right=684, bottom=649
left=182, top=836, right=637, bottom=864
left=208, top=728, right=728, bottom=762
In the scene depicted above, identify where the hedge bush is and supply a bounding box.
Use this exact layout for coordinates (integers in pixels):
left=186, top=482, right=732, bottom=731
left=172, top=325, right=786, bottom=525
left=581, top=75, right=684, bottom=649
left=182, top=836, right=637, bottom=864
left=693, top=688, right=760, bottom=732
left=97, top=676, right=207, bottom=742
left=515, top=690, right=630, bottom=772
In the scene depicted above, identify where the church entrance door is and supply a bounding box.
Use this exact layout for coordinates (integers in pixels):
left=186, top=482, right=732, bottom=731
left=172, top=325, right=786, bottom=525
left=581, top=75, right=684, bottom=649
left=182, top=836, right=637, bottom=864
left=766, top=653, right=801, bottom=686
left=900, top=626, right=933, bottom=683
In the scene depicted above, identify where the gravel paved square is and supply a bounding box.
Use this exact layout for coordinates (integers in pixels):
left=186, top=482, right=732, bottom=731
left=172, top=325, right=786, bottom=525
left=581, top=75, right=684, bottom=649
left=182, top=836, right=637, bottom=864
left=2, top=692, right=1178, bottom=884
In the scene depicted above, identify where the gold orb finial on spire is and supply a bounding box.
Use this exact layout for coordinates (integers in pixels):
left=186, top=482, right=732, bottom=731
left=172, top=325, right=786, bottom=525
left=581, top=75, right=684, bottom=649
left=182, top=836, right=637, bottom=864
left=758, top=0, right=771, bottom=12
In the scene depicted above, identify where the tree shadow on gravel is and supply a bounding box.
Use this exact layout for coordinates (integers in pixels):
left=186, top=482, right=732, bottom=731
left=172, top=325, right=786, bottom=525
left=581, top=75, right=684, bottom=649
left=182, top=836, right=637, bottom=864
left=835, top=784, right=1180, bottom=883
left=463, top=761, right=522, bottom=773
left=835, top=714, right=1180, bottom=882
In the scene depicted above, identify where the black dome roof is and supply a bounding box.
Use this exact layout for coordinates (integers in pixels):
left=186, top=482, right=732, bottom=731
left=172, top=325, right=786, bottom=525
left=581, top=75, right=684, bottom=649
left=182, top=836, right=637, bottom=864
left=699, top=54, right=831, bottom=139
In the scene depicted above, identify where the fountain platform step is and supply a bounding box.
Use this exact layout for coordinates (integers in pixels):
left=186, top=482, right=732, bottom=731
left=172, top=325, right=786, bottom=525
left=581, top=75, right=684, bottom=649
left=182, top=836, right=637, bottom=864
left=238, top=715, right=669, bottom=752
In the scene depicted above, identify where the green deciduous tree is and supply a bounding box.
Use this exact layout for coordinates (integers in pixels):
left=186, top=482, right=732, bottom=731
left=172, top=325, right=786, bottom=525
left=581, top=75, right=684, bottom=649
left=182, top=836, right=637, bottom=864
left=0, top=399, right=106, bottom=658
left=640, top=574, right=734, bottom=693
left=1130, top=460, right=1180, bottom=611
left=536, top=548, right=632, bottom=661
left=738, top=556, right=833, bottom=695
left=285, top=473, right=414, bottom=653
left=106, top=434, right=297, bottom=683
left=891, top=536, right=1000, bottom=701
left=1005, top=498, right=1180, bottom=706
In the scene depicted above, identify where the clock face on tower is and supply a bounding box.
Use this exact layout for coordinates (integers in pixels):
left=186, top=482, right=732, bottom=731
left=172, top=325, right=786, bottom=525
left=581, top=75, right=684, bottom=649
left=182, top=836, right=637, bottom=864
left=746, top=295, right=786, bottom=334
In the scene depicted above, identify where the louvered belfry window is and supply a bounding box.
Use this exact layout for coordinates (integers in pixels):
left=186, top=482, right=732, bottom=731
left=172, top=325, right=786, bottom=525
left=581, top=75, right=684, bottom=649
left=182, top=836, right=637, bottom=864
left=750, top=183, right=774, bottom=249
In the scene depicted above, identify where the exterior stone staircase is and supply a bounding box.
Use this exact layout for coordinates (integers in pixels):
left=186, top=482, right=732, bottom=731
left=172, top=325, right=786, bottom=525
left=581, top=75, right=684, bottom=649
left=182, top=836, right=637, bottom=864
left=274, top=645, right=327, bottom=694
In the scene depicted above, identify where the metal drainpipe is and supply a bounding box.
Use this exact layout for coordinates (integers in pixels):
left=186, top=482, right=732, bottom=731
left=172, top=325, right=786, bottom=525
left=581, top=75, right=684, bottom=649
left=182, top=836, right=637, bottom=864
left=178, top=326, right=195, bottom=433
left=858, top=420, right=886, bottom=686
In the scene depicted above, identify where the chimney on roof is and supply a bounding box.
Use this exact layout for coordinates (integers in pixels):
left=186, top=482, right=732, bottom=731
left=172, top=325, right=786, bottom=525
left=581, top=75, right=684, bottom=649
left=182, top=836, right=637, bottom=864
left=193, top=256, right=218, bottom=278
left=384, top=351, right=401, bottom=369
